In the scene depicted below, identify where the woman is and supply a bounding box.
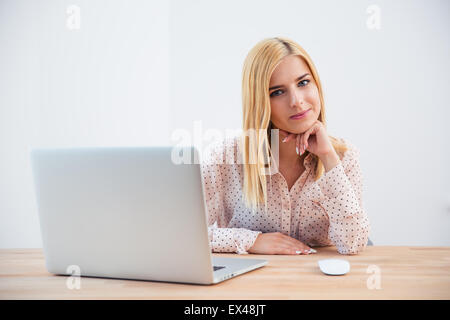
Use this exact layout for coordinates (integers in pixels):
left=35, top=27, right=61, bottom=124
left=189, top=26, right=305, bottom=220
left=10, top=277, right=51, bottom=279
left=200, top=37, right=370, bottom=255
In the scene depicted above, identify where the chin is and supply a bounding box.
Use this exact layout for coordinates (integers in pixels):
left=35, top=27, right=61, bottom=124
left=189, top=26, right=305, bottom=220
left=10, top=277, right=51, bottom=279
left=290, top=121, right=313, bottom=134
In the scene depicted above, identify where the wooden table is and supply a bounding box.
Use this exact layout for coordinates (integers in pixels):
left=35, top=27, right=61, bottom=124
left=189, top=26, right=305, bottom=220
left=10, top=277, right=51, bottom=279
left=1, top=246, right=449, bottom=299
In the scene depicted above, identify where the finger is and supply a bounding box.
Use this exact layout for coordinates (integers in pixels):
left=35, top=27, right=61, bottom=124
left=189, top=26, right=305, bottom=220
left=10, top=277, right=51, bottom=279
left=278, top=129, right=289, bottom=142
left=299, top=133, right=305, bottom=155
left=290, top=238, right=312, bottom=252
left=302, top=125, right=316, bottom=151
left=303, top=133, right=308, bottom=152
left=281, top=245, right=309, bottom=255
left=296, top=134, right=301, bottom=155
left=303, top=133, right=309, bottom=152
left=287, top=248, right=300, bottom=255
left=282, top=132, right=296, bottom=143
left=279, top=240, right=307, bottom=253
left=286, top=133, right=296, bottom=143
left=306, top=122, right=321, bottom=147
left=278, top=128, right=289, bottom=137
left=295, top=248, right=317, bottom=254
left=296, top=246, right=312, bottom=254
left=294, top=244, right=312, bottom=254
left=277, top=246, right=297, bottom=255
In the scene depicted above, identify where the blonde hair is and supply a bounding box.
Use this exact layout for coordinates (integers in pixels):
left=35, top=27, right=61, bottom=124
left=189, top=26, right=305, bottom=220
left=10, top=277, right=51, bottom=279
left=241, top=37, right=347, bottom=212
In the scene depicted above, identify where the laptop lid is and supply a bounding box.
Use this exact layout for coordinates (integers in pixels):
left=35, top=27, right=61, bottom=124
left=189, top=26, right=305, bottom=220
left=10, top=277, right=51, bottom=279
left=31, top=146, right=216, bottom=284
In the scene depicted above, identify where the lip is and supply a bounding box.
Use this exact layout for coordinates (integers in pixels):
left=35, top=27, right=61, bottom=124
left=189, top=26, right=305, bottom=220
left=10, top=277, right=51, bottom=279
left=290, top=109, right=310, bottom=120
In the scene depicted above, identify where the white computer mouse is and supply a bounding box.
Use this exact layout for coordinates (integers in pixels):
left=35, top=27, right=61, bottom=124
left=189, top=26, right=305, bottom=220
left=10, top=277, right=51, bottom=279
left=318, top=259, right=350, bottom=275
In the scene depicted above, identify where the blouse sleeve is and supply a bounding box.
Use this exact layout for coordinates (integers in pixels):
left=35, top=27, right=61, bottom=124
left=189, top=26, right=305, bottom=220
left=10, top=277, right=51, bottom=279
left=305, top=139, right=371, bottom=254
left=200, top=141, right=262, bottom=255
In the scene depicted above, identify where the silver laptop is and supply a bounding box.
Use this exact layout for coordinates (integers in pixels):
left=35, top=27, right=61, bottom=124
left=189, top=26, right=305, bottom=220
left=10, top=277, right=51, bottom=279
left=30, top=146, right=267, bottom=285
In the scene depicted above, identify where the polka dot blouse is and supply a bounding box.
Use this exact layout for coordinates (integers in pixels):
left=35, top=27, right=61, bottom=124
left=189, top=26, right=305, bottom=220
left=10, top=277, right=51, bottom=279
left=199, top=135, right=371, bottom=255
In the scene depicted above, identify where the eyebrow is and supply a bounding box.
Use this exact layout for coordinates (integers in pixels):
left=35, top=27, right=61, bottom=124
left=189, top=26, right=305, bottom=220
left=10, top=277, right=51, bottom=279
left=269, top=73, right=310, bottom=91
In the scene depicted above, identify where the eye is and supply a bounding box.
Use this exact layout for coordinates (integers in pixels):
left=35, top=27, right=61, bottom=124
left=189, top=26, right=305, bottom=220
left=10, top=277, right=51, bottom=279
left=298, top=79, right=310, bottom=87
left=269, top=79, right=310, bottom=97
left=270, top=89, right=283, bottom=97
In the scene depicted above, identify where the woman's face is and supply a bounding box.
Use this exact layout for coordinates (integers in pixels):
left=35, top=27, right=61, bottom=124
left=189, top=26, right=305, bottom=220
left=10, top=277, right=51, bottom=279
left=268, top=55, right=321, bottom=134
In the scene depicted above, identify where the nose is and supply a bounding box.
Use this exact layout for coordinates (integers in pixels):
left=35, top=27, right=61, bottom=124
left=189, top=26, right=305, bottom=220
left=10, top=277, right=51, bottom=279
left=290, top=90, right=304, bottom=108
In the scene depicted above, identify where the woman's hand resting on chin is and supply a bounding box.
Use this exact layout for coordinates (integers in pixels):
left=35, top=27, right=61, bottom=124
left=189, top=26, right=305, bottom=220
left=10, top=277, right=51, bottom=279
left=279, top=120, right=341, bottom=172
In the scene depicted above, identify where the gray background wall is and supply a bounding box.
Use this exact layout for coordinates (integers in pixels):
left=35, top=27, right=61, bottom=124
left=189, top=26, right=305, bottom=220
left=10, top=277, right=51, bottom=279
left=1, top=0, right=449, bottom=248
